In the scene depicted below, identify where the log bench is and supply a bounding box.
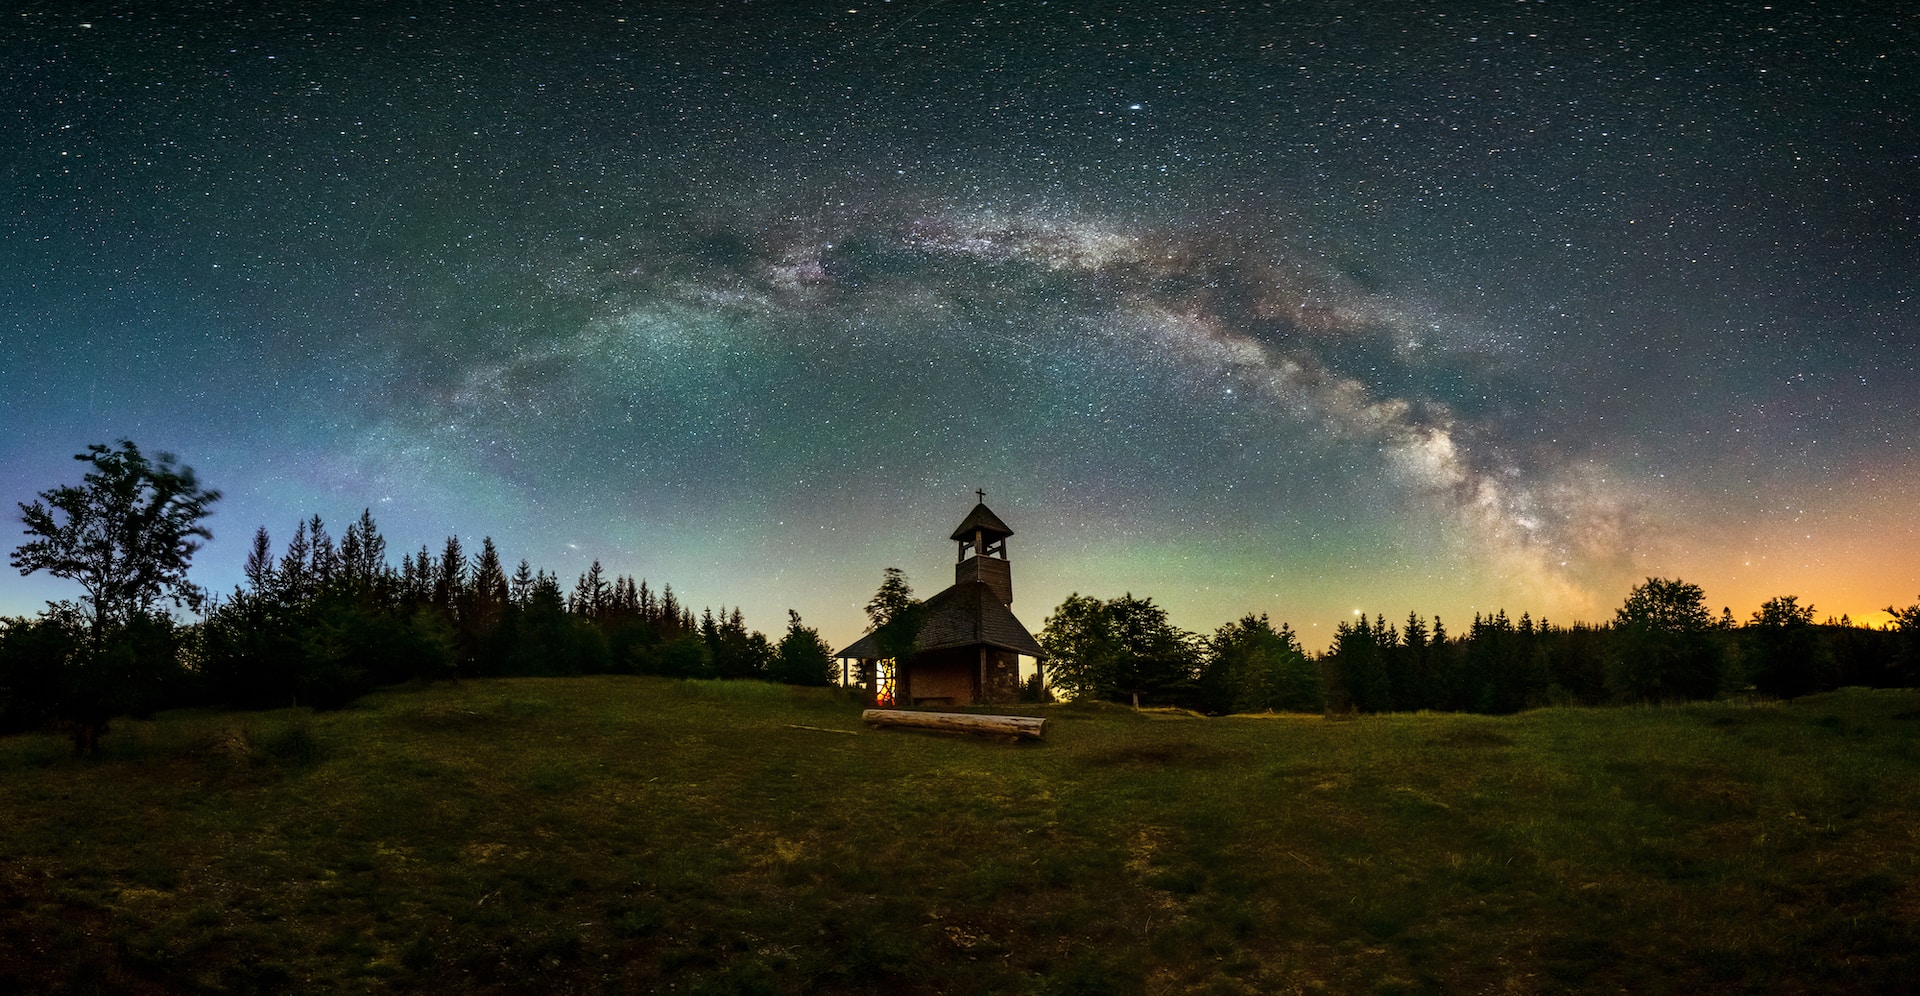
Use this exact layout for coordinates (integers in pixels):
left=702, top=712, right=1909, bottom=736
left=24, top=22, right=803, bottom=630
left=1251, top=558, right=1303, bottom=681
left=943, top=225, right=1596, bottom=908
left=861, top=709, right=1047, bottom=741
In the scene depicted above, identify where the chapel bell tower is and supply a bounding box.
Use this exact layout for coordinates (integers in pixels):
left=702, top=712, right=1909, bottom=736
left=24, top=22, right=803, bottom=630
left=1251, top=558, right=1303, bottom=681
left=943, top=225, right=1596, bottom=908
left=952, top=492, right=1015, bottom=607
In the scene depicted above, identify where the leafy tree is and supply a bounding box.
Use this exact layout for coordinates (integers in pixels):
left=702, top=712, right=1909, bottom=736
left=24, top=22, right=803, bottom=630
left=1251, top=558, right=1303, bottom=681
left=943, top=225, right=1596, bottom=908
left=1201, top=613, right=1320, bottom=713
left=200, top=592, right=294, bottom=708
left=1038, top=593, right=1198, bottom=708
left=12, top=440, right=222, bottom=643
left=1104, top=595, right=1200, bottom=709
left=10, top=442, right=218, bottom=751
left=772, top=610, right=835, bottom=686
left=1606, top=577, right=1724, bottom=702
left=404, top=605, right=461, bottom=683
left=61, top=609, right=189, bottom=751
left=0, top=613, right=83, bottom=735
left=651, top=632, right=712, bottom=678
left=1744, top=595, right=1831, bottom=698
left=1037, top=593, right=1116, bottom=702
left=1882, top=595, right=1920, bottom=685
left=864, top=566, right=916, bottom=630
left=857, top=567, right=922, bottom=694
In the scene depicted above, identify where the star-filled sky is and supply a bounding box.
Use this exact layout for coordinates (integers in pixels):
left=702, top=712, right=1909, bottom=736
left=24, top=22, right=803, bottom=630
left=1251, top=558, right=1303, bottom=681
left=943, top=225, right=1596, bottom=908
left=5, top=2, right=1917, bottom=649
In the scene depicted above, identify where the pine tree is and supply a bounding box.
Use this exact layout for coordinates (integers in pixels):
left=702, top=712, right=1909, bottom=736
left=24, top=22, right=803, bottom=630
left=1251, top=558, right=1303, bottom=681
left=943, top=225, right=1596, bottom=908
left=772, top=609, right=835, bottom=686
left=244, top=527, right=276, bottom=593
left=471, top=538, right=509, bottom=608
left=433, top=536, right=466, bottom=618
left=1400, top=611, right=1435, bottom=710
left=1331, top=614, right=1394, bottom=712
left=339, top=509, right=387, bottom=589
left=400, top=547, right=435, bottom=607
left=570, top=561, right=610, bottom=619
left=461, top=537, right=510, bottom=674
left=307, top=515, right=337, bottom=587
left=277, top=520, right=313, bottom=606
left=660, top=584, right=682, bottom=633
left=510, top=559, right=535, bottom=605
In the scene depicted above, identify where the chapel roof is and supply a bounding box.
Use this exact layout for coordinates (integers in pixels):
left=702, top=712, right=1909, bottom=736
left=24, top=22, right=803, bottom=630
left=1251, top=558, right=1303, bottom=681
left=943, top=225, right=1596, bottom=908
left=835, top=580, right=1044, bottom=660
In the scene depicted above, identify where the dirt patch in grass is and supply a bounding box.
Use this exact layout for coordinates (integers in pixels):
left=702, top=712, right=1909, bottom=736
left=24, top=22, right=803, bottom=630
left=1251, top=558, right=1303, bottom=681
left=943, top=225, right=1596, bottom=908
left=1426, top=727, right=1515, bottom=748
left=1080, top=739, right=1233, bottom=768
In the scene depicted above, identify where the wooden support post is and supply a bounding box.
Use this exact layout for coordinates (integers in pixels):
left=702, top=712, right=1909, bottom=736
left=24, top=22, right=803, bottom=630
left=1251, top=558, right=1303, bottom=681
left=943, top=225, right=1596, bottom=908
left=862, top=709, right=1047, bottom=740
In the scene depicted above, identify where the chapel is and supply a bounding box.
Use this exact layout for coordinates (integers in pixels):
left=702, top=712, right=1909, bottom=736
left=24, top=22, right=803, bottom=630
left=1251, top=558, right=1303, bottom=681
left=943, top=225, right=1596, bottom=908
left=835, top=498, right=1045, bottom=706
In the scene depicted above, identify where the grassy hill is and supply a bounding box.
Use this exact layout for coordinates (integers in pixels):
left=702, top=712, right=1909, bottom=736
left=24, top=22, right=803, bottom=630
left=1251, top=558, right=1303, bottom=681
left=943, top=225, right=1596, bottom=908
left=2, top=678, right=1917, bottom=994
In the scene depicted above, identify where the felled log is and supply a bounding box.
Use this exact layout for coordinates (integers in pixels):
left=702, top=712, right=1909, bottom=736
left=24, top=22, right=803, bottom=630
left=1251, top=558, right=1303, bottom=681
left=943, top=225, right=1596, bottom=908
left=861, top=709, right=1047, bottom=740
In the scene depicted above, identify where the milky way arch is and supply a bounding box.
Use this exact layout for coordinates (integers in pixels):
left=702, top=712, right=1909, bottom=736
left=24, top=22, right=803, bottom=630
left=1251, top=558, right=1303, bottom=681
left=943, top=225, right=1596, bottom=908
left=498, top=204, right=1655, bottom=615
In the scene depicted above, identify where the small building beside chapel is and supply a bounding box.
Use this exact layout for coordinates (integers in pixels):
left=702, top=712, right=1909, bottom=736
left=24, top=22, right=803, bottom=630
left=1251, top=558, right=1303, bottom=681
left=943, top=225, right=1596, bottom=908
left=836, top=499, right=1045, bottom=706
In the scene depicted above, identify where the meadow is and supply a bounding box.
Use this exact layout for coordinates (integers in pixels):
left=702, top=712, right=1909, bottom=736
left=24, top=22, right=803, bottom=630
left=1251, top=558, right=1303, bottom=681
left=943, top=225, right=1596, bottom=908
left=2, top=677, right=1916, bottom=994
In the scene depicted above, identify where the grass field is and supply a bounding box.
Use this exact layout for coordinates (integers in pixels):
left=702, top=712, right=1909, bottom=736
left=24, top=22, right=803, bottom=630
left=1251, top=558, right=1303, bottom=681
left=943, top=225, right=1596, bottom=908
left=2, top=678, right=1917, bottom=994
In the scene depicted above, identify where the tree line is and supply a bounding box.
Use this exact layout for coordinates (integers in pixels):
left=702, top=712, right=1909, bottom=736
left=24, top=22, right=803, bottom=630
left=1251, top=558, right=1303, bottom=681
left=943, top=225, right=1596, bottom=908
left=1036, top=580, right=1920, bottom=715
left=8, top=441, right=1920, bottom=752
left=1, top=441, right=836, bottom=753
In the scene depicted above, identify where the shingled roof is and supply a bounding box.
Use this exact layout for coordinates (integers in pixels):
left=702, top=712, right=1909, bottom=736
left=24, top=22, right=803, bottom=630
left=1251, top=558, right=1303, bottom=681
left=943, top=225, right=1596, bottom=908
left=835, top=581, right=1045, bottom=660
left=949, top=502, right=1014, bottom=542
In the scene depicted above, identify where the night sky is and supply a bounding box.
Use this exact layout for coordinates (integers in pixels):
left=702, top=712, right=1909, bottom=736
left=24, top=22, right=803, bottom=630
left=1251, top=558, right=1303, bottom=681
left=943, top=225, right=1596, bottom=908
left=5, top=2, right=1917, bottom=649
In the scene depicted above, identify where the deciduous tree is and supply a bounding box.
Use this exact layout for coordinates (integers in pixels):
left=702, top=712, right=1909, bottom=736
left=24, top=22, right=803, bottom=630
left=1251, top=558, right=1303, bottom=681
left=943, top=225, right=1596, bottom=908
left=1744, top=595, right=1830, bottom=698
left=1201, top=614, right=1320, bottom=713
left=9, top=441, right=218, bottom=751
left=859, top=567, right=922, bottom=693
left=1607, top=577, right=1724, bottom=702
left=1882, top=595, right=1920, bottom=685
left=12, top=440, right=221, bottom=643
left=1039, top=593, right=1198, bottom=708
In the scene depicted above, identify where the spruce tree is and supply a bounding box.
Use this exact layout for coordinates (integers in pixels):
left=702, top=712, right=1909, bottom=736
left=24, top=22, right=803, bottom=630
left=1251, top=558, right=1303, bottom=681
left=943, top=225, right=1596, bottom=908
left=772, top=609, right=835, bottom=686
